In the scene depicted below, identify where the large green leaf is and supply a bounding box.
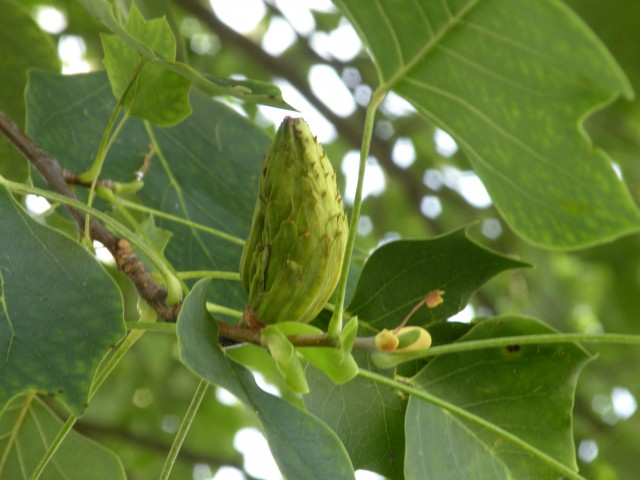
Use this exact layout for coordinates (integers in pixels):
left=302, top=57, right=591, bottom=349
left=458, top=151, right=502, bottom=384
left=305, top=354, right=406, bottom=479
left=25, top=70, right=267, bottom=313
left=347, top=228, right=528, bottom=329
left=177, top=280, right=355, bottom=480
left=335, top=0, right=640, bottom=248
left=0, top=187, right=125, bottom=415
left=0, top=0, right=59, bottom=181
left=405, top=316, right=591, bottom=479
left=0, top=394, right=125, bottom=479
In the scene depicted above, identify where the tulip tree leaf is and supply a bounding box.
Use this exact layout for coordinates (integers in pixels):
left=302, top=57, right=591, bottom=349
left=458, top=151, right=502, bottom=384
left=0, top=0, right=59, bottom=181
left=101, top=3, right=191, bottom=125
left=0, top=394, right=125, bottom=479
left=0, top=187, right=125, bottom=415
left=177, top=279, right=355, bottom=480
left=405, top=316, right=591, bottom=479
left=77, top=0, right=292, bottom=110
left=347, top=228, right=529, bottom=330
left=335, top=0, right=640, bottom=248
left=25, top=70, right=266, bottom=314
left=305, top=353, right=407, bottom=480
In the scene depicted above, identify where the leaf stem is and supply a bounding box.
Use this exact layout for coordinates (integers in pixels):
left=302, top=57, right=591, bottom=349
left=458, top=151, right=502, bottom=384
left=357, top=368, right=586, bottom=480
left=126, top=321, right=177, bottom=333
left=159, top=380, right=209, bottom=480
left=423, top=332, right=640, bottom=357
left=178, top=270, right=241, bottom=281
left=328, top=89, right=386, bottom=338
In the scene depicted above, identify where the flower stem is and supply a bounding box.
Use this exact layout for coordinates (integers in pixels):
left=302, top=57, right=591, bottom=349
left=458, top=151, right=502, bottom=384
left=328, top=89, right=386, bottom=338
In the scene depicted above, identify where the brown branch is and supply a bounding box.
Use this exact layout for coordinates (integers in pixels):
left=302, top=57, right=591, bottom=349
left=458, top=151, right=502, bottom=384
left=0, top=111, right=180, bottom=322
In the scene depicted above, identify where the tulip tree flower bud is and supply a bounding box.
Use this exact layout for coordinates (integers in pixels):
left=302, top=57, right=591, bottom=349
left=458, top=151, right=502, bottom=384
left=240, top=117, right=348, bottom=327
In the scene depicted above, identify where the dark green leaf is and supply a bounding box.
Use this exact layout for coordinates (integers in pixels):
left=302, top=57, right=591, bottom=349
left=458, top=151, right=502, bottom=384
left=24, top=70, right=267, bottom=313
left=0, top=187, right=125, bottom=415
left=306, top=354, right=406, bottom=479
left=0, top=394, right=125, bottom=479
left=335, top=0, right=640, bottom=248
left=0, top=0, right=59, bottom=181
left=347, top=228, right=528, bottom=329
left=177, top=279, right=355, bottom=480
left=405, top=316, right=591, bottom=479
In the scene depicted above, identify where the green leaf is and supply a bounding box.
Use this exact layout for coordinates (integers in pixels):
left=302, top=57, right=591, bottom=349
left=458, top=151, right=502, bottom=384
left=347, top=228, right=528, bottom=329
left=24, top=70, right=268, bottom=313
left=0, top=0, right=59, bottom=181
left=101, top=4, right=191, bottom=125
left=404, top=316, right=591, bottom=479
left=77, top=0, right=292, bottom=110
left=0, top=187, right=125, bottom=415
left=335, top=0, right=640, bottom=248
left=305, top=354, right=407, bottom=479
left=0, top=394, right=125, bottom=479
left=177, top=279, right=355, bottom=480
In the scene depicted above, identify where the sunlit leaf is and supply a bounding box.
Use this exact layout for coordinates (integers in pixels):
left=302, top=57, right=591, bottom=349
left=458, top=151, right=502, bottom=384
left=0, top=394, right=125, bottom=479
left=101, top=4, right=191, bottom=125
left=0, top=187, right=125, bottom=415
left=335, top=0, right=640, bottom=248
left=405, top=316, right=591, bottom=479
left=177, top=279, right=355, bottom=480
left=347, top=228, right=528, bottom=329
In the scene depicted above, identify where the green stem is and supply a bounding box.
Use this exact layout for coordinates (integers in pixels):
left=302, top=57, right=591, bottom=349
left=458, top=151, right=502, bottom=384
left=177, top=270, right=240, bottom=281
left=357, top=368, right=585, bottom=480
left=159, top=380, right=209, bottom=480
left=328, top=89, right=386, bottom=338
left=423, top=332, right=640, bottom=357
left=83, top=111, right=129, bottom=243
left=206, top=302, right=242, bottom=319
left=126, top=321, right=177, bottom=333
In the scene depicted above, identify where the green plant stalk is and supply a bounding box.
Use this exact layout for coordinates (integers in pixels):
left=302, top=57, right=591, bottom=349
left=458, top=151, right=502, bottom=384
left=113, top=196, right=245, bottom=245
left=423, top=332, right=640, bottom=357
left=159, top=380, right=209, bottom=480
left=125, top=321, right=177, bottom=333
left=206, top=302, right=243, bottom=319
left=328, top=89, right=386, bottom=338
left=30, top=330, right=145, bottom=480
left=177, top=270, right=241, bottom=280
left=83, top=109, right=128, bottom=244
left=357, top=368, right=586, bottom=480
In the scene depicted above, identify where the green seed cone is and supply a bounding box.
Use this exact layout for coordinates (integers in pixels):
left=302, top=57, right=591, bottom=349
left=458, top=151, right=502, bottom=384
left=240, top=117, right=348, bottom=326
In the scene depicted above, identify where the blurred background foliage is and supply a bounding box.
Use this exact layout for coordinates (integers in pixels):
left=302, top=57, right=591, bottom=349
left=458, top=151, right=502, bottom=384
left=11, top=0, right=640, bottom=478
